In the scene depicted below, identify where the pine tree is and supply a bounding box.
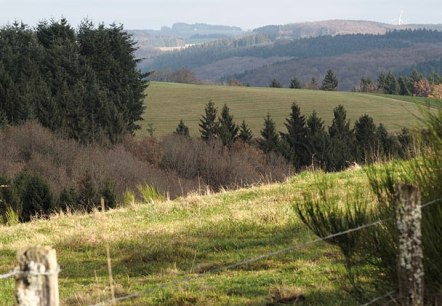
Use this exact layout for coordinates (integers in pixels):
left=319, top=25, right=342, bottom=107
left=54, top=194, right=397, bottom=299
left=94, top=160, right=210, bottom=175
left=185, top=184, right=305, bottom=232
left=354, top=114, right=377, bottom=163
left=269, top=78, right=282, bottom=88
left=306, top=111, right=329, bottom=167
left=218, top=104, right=239, bottom=146
left=280, top=102, right=309, bottom=169
left=238, top=120, right=253, bottom=144
left=258, top=113, right=280, bottom=154
left=289, top=77, right=302, bottom=89
left=327, top=105, right=355, bottom=171
left=375, top=123, right=396, bottom=158
left=174, top=119, right=189, bottom=136
left=199, top=100, right=219, bottom=141
left=321, top=69, right=338, bottom=91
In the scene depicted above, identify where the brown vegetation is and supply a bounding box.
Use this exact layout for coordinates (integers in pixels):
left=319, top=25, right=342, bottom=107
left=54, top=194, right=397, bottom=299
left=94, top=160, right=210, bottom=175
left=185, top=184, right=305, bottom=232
left=0, top=122, right=291, bottom=204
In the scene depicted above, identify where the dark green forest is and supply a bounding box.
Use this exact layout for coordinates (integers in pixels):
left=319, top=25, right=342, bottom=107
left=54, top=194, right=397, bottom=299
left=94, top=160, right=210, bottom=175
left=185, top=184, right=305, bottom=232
left=150, top=29, right=442, bottom=71
left=0, top=19, right=147, bottom=145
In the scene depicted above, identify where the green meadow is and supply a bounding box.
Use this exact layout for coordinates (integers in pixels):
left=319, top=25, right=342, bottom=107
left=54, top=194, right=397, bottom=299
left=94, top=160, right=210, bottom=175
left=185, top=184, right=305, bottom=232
left=141, top=82, right=427, bottom=137
left=0, top=169, right=373, bottom=305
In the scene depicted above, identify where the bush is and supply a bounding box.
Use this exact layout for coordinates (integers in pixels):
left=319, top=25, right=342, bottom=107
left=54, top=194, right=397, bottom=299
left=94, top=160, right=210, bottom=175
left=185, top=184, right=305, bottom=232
left=14, top=172, right=55, bottom=222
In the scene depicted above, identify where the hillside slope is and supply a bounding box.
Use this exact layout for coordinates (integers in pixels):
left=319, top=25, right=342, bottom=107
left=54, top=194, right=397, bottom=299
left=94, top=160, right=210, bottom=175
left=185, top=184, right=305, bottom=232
left=0, top=169, right=370, bottom=305
left=141, top=82, right=425, bottom=137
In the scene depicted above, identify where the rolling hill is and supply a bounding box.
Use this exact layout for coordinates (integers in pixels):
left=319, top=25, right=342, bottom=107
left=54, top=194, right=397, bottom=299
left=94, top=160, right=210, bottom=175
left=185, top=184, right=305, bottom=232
left=145, top=26, right=442, bottom=90
left=140, top=82, right=429, bottom=137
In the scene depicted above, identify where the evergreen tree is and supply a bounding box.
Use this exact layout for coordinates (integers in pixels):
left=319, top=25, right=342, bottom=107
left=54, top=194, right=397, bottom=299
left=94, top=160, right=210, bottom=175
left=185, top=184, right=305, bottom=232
left=199, top=100, right=219, bottom=140
left=280, top=102, right=309, bottom=169
left=379, top=71, right=398, bottom=94
left=354, top=114, right=377, bottom=163
left=174, top=119, right=189, bottom=136
left=375, top=123, right=396, bottom=158
left=321, top=69, right=338, bottom=91
left=306, top=111, right=329, bottom=167
left=289, top=77, right=302, bottom=89
left=218, top=104, right=239, bottom=147
left=238, top=120, right=253, bottom=144
left=327, top=105, right=355, bottom=171
left=258, top=113, right=280, bottom=154
left=398, top=76, right=412, bottom=96
left=269, top=78, right=282, bottom=88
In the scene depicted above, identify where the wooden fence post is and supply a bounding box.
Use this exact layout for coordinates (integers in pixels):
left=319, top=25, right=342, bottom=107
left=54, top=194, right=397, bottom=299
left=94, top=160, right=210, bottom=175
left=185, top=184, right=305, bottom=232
left=101, top=197, right=105, bottom=212
left=15, top=247, right=59, bottom=306
left=395, top=184, right=424, bottom=306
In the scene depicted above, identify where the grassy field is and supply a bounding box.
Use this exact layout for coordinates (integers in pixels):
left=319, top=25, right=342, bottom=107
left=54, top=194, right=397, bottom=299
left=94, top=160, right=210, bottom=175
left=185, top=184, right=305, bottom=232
left=140, top=82, right=428, bottom=137
left=0, top=169, right=375, bottom=305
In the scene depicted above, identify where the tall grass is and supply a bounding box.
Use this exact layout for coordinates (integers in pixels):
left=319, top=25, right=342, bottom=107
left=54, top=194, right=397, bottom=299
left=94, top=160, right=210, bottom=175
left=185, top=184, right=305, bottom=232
left=294, top=105, right=442, bottom=303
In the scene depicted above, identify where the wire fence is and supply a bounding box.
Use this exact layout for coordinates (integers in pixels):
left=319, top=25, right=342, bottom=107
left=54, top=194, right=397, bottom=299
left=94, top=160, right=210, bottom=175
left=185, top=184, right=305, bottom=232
left=1, top=197, right=440, bottom=305
left=90, top=196, right=441, bottom=306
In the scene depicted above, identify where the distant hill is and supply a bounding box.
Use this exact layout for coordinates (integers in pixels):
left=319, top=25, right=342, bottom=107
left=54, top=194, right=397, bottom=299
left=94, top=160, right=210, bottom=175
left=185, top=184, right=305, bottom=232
left=253, top=20, right=442, bottom=40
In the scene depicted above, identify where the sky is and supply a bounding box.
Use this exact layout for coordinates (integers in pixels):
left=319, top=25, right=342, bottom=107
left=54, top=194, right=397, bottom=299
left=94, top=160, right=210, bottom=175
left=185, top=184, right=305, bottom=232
left=0, top=0, right=441, bottom=30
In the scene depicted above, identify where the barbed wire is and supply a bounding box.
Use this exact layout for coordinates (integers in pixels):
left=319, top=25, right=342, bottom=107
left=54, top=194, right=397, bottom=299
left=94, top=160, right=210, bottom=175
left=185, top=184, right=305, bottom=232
left=0, top=267, right=61, bottom=280
left=92, top=196, right=442, bottom=305
left=360, top=290, right=396, bottom=306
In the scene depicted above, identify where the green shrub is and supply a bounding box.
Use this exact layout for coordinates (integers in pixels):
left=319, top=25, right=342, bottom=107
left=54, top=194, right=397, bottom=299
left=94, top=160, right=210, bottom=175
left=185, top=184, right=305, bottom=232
left=137, top=183, right=166, bottom=204
left=14, top=172, right=55, bottom=222
left=58, top=188, right=80, bottom=211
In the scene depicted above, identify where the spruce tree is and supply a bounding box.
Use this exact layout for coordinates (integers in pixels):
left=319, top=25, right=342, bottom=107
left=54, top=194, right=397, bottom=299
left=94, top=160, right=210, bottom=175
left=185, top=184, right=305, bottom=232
left=280, top=102, right=309, bottom=169
left=218, top=104, right=239, bottom=147
left=306, top=111, right=329, bottom=167
left=258, top=113, right=280, bottom=154
left=321, top=69, right=338, bottom=91
left=269, top=79, right=282, bottom=88
left=175, top=119, right=189, bottom=136
left=289, top=77, right=302, bottom=89
left=238, top=120, right=253, bottom=144
left=199, top=100, right=219, bottom=141
left=327, top=105, right=355, bottom=171
left=375, top=123, right=396, bottom=158
left=354, top=114, right=377, bottom=163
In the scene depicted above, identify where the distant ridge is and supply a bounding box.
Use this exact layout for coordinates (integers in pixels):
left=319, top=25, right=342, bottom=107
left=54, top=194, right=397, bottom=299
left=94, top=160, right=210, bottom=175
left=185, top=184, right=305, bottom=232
left=253, top=19, right=442, bottom=40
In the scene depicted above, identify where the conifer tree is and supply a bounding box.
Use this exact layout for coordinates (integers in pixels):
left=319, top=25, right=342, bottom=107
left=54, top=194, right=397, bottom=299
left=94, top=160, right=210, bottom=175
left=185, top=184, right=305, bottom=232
left=175, top=119, right=189, bottom=136
left=289, top=77, right=302, bottom=89
left=199, top=100, right=219, bottom=140
left=280, top=102, right=309, bottom=169
left=321, top=69, right=338, bottom=91
left=238, top=120, right=253, bottom=144
left=354, top=114, right=377, bottom=163
left=306, top=111, right=329, bottom=167
left=327, top=105, right=355, bottom=170
left=258, top=113, right=280, bottom=154
left=218, top=104, right=239, bottom=147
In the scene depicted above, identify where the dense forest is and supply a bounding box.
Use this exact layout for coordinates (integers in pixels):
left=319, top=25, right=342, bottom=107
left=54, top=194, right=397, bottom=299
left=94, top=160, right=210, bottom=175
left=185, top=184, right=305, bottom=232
left=150, top=29, right=442, bottom=71
left=0, top=19, right=147, bottom=145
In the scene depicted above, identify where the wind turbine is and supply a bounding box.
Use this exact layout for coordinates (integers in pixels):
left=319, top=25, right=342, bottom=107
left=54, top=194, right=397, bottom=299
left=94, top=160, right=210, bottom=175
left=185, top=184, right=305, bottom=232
left=398, top=10, right=404, bottom=25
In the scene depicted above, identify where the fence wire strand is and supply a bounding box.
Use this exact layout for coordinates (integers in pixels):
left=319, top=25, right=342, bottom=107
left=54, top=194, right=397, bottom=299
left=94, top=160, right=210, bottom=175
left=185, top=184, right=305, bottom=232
left=0, top=267, right=61, bottom=280
left=91, top=197, right=441, bottom=306
left=360, top=290, right=396, bottom=306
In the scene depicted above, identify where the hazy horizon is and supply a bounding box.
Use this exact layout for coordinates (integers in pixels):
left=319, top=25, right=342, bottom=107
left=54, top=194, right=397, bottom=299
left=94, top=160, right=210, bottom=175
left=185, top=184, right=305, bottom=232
left=1, top=0, right=441, bottom=30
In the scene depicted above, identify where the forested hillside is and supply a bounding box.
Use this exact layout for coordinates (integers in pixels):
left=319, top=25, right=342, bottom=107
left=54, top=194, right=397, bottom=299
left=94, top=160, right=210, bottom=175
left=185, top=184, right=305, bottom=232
left=147, top=29, right=442, bottom=89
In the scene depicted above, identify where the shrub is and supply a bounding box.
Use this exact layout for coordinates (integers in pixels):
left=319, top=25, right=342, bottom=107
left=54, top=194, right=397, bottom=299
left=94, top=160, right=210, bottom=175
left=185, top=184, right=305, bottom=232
left=14, top=172, right=55, bottom=222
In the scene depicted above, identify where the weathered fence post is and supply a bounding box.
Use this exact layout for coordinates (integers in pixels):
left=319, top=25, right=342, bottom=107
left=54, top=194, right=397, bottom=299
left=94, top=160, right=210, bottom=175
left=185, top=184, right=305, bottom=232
left=395, top=184, right=424, bottom=306
left=15, top=247, right=59, bottom=306
left=101, top=197, right=105, bottom=212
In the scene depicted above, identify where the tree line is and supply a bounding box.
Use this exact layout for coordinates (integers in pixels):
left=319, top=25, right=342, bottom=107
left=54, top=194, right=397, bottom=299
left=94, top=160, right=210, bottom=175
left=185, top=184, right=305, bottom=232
left=176, top=101, right=414, bottom=172
left=0, top=19, right=147, bottom=145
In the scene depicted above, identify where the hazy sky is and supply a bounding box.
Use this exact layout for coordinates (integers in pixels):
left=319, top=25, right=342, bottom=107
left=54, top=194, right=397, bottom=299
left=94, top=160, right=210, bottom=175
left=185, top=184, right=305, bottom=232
left=1, top=0, right=441, bottom=30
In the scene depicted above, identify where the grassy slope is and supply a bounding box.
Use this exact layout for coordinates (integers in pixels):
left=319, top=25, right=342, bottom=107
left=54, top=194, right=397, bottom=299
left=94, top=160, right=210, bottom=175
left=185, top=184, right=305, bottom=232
left=0, top=169, right=372, bottom=305
left=141, top=82, right=424, bottom=137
